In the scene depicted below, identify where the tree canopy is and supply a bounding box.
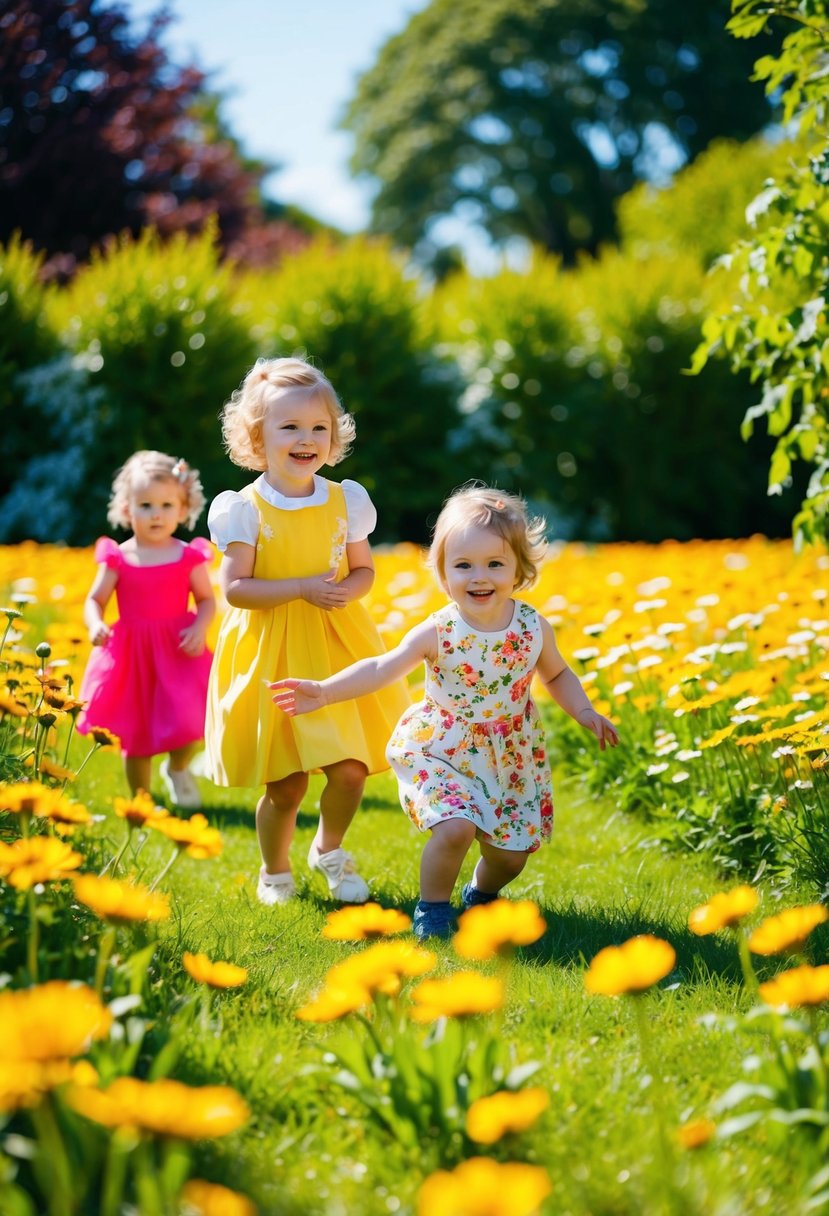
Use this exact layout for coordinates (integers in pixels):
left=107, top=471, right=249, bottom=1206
left=343, top=0, right=778, bottom=264
left=0, top=0, right=306, bottom=273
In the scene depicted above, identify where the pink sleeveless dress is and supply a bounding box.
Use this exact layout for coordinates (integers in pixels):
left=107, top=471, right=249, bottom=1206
left=77, top=537, right=214, bottom=757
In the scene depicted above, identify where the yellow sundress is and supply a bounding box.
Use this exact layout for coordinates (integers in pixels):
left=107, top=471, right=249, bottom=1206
left=205, top=478, right=410, bottom=787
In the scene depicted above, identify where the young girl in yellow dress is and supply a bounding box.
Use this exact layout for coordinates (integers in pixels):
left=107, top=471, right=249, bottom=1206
left=205, top=357, right=410, bottom=906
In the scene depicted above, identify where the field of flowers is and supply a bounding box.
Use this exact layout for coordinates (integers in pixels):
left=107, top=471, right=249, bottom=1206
left=1, top=536, right=829, bottom=1215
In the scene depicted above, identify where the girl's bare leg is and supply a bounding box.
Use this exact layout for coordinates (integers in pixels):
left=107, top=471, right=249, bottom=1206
left=168, top=741, right=199, bottom=772
left=420, top=818, right=478, bottom=902
left=472, top=840, right=530, bottom=895
left=257, top=771, right=309, bottom=874
left=316, top=759, right=367, bottom=853
left=124, top=755, right=152, bottom=796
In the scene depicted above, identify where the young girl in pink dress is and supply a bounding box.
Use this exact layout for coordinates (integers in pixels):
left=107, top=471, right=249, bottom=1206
left=273, top=485, right=620, bottom=938
left=77, top=451, right=216, bottom=807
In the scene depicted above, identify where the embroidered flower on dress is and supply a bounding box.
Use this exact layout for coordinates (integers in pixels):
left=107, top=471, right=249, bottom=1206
left=261, top=523, right=274, bottom=540
left=328, top=517, right=348, bottom=570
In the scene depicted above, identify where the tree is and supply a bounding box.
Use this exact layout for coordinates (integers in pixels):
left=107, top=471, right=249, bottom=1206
left=0, top=0, right=303, bottom=273
left=692, top=0, right=829, bottom=545
left=343, top=0, right=779, bottom=265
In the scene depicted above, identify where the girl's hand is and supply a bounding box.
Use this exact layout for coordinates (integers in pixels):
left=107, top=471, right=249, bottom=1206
left=270, top=678, right=325, bottom=716
left=577, top=708, right=620, bottom=751
left=299, top=570, right=348, bottom=610
left=89, top=622, right=111, bottom=646
left=178, top=624, right=206, bottom=656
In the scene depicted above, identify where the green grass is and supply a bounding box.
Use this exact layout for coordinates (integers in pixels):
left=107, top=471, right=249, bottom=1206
left=57, top=740, right=824, bottom=1216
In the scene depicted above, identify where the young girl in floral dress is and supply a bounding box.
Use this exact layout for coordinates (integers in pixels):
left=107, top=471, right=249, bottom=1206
left=272, top=485, right=619, bottom=938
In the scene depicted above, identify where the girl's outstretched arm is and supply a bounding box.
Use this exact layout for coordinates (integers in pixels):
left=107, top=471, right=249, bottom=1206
left=535, top=617, right=620, bottom=751
left=271, top=619, right=437, bottom=716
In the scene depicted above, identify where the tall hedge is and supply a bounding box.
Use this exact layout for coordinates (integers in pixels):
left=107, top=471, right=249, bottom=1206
left=437, top=249, right=799, bottom=540
left=9, top=226, right=258, bottom=543
left=238, top=238, right=464, bottom=541
left=0, top=235, right=59, bottom=499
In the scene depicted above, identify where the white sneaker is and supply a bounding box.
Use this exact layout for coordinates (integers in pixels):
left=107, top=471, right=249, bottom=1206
left=160, top=759, right=201, bottom=809
left=256, top=868, right=296, bottom=906
left=307, top=840, right=370, bottom=904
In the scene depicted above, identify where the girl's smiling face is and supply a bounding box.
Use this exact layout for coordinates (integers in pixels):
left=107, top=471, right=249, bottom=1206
left=444, top=524, right=518, bottom=630
left=258, top=389, right=333, bottom=496
left=127, top=475, right=188, bottom=546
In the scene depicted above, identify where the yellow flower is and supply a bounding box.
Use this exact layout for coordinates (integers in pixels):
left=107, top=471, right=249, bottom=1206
left=74, top=873, right=171, bottom=924
left=114, top=790, right=169, bottom=827
left=37, top=756, right=77, bottom=782
left=67, top=1076, right=249, bottom=1139
left=688, top=886, right=759, bottom=935
left=40, top=795, right=91, bottom=827
left=409, top=971, right=504, bottom=1022
left=584, top=935, right=676, bottom=996
left=0, top=836, right=84, bottom=890
left=748, top=905, right=829, bottom=956
left=0, top=780, right=68, bottom=818
left=183, top=952, right=248, bottom=990
left=0, top=691, right=28, bottom=717
left=180, top=1179, right=258, bottom=1216
left=295, top=984, right=372, bottom=1022
left=321, top=902, right=412, bottom=941
left=454, top=900, right=546, bottom=960
left=0, top=982, right=112, bottom=1062
left=0, top=1058, right=98, bottom=1113
left=677, top=1118, right=717, bottom=1150
left=759, top=964, right=829, bottom=1009
left=466, top=1088, right=549, bottom=1144
left=88, top=725, right=121, bottom=749
left=417, top=1158, right=552, bottom=1216
left=327, top=940, right=436, bottom=998
left=152, top=813, right=223, bottom=858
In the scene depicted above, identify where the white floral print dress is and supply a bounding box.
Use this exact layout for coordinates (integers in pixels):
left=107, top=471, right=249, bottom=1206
left=386, top=600, right=554, bottom=852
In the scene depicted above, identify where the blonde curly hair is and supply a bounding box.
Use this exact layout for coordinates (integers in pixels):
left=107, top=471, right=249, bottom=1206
left=220, top=356, right=355, bottom=471
left=107, top=451, right=206, bottom=531
left=429, top=484, right=547, bottom=594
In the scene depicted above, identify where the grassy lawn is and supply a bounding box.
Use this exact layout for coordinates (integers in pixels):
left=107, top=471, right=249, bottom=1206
left=65, top=735, right=818, bottom=1216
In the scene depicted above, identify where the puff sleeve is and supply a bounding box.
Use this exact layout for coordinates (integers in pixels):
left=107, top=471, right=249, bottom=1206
left=183, top=537, right=215, bottom=568
left=341, top=480, right=377, bottom=542
left=93, top=537, right=122, bottom=568
left=207, top=491, right=259, bottom=553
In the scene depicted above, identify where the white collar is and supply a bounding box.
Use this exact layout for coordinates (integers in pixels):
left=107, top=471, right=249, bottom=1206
left=253, top=473, right=329, bottom=510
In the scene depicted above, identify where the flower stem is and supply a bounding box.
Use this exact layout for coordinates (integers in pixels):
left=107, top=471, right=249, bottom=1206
left=95, top=925, right=117, bottom=999
left=148, top=847, right=181, bottom=892
left=27, top=887, right=39, bottom=982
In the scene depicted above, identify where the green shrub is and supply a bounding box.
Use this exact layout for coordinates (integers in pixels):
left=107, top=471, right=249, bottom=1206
left=436, top=249, right=798, bottom=541
left=434, top=254, right=589, bottom=532
left=35, top=225, right=257, bottom=542
left=0, top=234, right=59, bottom=497
left=572, top=248, right=799, bottom=540
left=617, top=135, right=803, bottom=269
left=239, top=237, right=463, bottom=541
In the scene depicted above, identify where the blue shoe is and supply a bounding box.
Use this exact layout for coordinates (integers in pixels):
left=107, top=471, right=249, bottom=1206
left=413, top=900, right=457, bottom=940
left=461, top=882, right=499, bottom=911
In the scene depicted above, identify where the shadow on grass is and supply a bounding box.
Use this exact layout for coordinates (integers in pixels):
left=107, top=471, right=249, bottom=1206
left=520, top=898, right=743, bottom=984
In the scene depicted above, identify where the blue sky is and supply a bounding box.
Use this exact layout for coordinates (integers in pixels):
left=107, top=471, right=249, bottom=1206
left=127, top=0, right=429, bottom=231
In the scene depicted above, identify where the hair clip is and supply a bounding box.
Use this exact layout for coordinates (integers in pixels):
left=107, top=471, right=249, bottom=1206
left=171, top=459, right=190, bottom=483
left=493, top=499, right=506, bottom=510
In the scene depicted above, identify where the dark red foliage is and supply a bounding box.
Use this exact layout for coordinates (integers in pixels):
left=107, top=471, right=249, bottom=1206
left=0, top=0, right=305, bottom=273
